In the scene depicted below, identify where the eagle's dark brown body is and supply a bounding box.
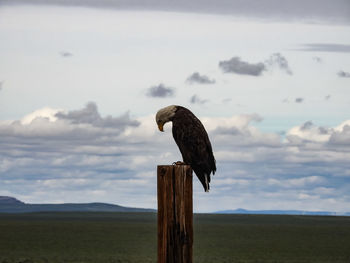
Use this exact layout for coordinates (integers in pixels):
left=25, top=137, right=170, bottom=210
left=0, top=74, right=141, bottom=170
left=170, top=106, right=216, bottom=191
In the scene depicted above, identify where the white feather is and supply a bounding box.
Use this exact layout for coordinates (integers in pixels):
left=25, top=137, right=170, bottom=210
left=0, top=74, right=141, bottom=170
left=205, top=174, right=209, bottom=192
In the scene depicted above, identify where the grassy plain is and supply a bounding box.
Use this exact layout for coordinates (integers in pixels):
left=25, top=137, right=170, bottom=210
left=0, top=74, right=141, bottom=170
left=0, top=212, right=349, bottom=263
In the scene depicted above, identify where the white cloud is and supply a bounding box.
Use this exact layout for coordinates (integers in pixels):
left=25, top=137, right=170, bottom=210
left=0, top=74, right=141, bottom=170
left=20, top=107, right=62, bottom=125
left=287, top=121, right=331, bottom=142
left=334, top=120, right=350, bottom=132
left=201, top=114, right=262, bottom=131
left=1, top=103, right=350, bottom=212
left=330, top=124, right=350, bottom=146
left=286, top=120, right=350, bottom=147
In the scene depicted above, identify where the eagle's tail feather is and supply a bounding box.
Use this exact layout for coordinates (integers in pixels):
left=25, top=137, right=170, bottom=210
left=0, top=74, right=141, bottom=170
left=204, top=173, right=210, bottom=192
left=194, top=168, right=211, bottom=192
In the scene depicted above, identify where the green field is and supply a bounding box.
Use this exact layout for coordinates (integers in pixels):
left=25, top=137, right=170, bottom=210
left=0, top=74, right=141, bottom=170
left=0, top=212, right=350, bottom=263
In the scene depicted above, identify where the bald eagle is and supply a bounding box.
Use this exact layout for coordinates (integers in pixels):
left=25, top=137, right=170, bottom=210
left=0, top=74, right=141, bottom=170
left=156, top=105, right=216, bottom=192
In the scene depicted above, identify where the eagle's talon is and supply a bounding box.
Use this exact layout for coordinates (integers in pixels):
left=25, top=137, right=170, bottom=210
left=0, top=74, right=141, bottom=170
left=173, top=161, right=186, bottom=165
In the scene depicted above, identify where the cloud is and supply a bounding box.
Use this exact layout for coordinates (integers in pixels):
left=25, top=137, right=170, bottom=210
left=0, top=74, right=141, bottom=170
left=146, top=83, right=175, bottom=98
left=60, top=51, right=73, bottom=57
left=190, top=95, right=208, bottom=104
left=0, top=104, right=179, bottom=207
left=21, top=107, right=61, bottom=125
left=0, top=81, right=3, bottom=91
left=186, top=72, right=215, bottom=84
left=219, top=53, right=292, bottom=76
left=329, top=122, right=350, bottom=146
left=325, top=95, right=331, bottom=100
left=205, top=114, right=283, bottom=148
left=300, top=120, right=313, bottom=130
left=219, top=57, right=266, bottom=76
left=297, top=43, right=350, bottom=53
left=287, top=120, right=332, bottom=143
left=55, top=102, right=139, bottom=128
left=337, top=70, right=350, bottom=78
left=312, top=56, right=322, bottom=63
left=286, top=120, right=350, bottom=148
left=1, top=104, right=350, bottom=213
left=209, top=117, right=350, bottom=212
left=3, top=0, right=350, bottom=24
left=222, top=98, right=232, bottom=103
left=265, top=53, right=293, bottom=75
left=295, top=97, right=304, bottom=103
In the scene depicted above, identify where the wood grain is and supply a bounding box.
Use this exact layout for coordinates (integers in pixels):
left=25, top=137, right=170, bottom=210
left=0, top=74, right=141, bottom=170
left=157, top=165, right=193, bottom=263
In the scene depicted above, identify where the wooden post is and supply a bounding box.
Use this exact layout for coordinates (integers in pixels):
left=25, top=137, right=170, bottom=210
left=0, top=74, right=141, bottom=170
left=157, top=165, right=193, bottom=263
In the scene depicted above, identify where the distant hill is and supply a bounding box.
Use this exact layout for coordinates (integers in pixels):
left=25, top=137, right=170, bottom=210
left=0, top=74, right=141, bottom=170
left=215, top=208, right=349, bottom=216
left=0, top=196, right=155, bottom=213
left=2, top=196, right=348, bottom=215
left=0, top=196, right=24, bottom=205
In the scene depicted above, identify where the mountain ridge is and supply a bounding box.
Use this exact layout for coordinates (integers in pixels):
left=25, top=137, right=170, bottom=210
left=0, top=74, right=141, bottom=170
left=0, top=196, right=24, bottom=205
left=1, top=196, right=349, bottom=215
left=0, top=196, right=155, bottom=213
left=215, top=208, right=350, bottom=216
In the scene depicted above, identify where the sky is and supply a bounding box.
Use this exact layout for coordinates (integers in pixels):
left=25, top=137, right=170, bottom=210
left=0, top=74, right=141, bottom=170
left=0, top=0, right=350, bottom=213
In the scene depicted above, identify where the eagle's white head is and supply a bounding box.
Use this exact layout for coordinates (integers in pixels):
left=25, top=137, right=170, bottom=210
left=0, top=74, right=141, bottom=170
left=155, top=105, right=177, bottom=132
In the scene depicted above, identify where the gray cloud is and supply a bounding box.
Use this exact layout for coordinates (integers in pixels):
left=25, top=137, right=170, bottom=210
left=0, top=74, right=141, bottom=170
left=3, top=0, right=350, bottom=24
left=186, top=72, right=215, bottom=84
left=318, top=126, right=330, bottom=135
left=219, top=57, right=266, bottom=76
left=329, top=125, right=350, bottom=145
left=337, top=70, right=350, bottom=78
left=295, top=97, right=304, bottom=103
left=297, top=44, right=350, bottom=53
left=60, top=51, right=73, bottom=57
left=219, top=53, right=292, bottom=76
left=325, top=95, right=331, bottom=100
left=313, top=56, right=322, bottom=63
left=213, top=126, right=243, bottom=136
left=190, top=94, right=208, bottom=104
left=265, top=53, right=293, bottom=75
left=146, top=83, right=175, bottom=98
left=300, top=121, right=313, bottom=130
left=55, top=102, right=139, bottom=128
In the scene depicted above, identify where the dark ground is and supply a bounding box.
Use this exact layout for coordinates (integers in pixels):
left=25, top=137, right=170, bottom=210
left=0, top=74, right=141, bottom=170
left=0, top=212, right=349, bottom=263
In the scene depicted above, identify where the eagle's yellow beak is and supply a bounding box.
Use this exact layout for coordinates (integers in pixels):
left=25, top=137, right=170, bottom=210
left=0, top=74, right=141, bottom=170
left=158, top=123, right=164, bottom=132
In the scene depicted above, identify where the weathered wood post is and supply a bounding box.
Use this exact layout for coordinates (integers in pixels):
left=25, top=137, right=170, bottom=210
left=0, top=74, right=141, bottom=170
left=157, top=165, right=193, bottom=263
